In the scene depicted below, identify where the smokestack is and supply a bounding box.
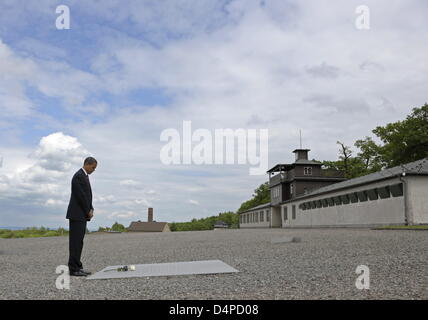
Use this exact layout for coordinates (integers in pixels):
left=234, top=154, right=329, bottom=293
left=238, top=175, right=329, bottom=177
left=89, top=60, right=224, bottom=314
left=148, top=207, right=153, bottom=222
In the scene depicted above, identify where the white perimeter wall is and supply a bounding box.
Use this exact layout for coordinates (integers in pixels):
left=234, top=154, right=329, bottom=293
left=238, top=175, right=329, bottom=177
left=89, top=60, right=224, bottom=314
left=239, top=175, right=428, bottom=228
left=281, top=177, right=406, bottom=228
left=239, top=208, right=271, bottom=228
left=406, top=175, right=428, bottom=224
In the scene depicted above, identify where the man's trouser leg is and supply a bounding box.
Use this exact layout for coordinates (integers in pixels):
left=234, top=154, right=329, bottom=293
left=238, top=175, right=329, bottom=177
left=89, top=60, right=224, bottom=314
left=68, top=219, right=87, bottom=272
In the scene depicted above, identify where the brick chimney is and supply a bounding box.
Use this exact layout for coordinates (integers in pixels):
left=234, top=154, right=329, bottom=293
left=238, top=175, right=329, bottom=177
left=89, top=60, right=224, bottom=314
left=148, top=207, right=153, bottom=222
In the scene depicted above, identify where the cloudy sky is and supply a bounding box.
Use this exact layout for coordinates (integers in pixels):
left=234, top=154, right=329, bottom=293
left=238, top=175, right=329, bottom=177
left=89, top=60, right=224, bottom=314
left=0, top=0, right=427, bottom=229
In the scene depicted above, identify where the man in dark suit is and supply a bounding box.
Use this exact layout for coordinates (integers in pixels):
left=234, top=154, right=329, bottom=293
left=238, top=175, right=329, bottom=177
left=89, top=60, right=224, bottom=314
left=66, top=157, right=97, bottom=276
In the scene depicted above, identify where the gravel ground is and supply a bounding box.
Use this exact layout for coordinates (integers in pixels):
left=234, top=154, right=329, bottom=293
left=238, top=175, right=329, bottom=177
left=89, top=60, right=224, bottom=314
left=0, top=228, right=427, bottom=300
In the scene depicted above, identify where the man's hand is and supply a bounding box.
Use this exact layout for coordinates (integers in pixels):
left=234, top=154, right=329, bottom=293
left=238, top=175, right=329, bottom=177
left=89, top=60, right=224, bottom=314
left=87, top=209, right=94, bottom=221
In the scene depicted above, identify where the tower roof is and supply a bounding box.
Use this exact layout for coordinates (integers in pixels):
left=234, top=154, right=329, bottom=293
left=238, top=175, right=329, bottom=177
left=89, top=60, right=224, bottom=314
left=292, top=149, right=311, bottom=153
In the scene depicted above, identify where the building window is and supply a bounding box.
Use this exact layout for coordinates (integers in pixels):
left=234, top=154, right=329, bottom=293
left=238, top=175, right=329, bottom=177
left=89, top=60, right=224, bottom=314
left=260, top=211, right=264, bottom=222
left=290, top=184, right=294, bottom=196
left=304, top=167, right=312, bottom=175
left=390, top=183, right=403, bottom=197
left=266, top=209, right=270, bottom=222
left=367, top=188, right=379, bottom=201
left=283, top=206, right=288, bottom=220
left=272, top=186, right=280, bottom=199
left=348, top=192, right=359, bottom=203
left=292, top=205, right=296, bottom=219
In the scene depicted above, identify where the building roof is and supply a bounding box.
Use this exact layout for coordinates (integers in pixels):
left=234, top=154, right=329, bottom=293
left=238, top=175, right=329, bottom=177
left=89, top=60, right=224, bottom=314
left=214, top=221, right=229, bottom=227
left=128, top=221, right=169, bottom=232
left=238, top=202, right=271, bottom=214
left=294, top=159, right=322, bottom=165
left=267, top=164, right=292, bottom=173
left=214, top=221, right=228, bottom=225
left=267, top=160, right=322, bottom=173
left=282, top=157, right=428, bottom=202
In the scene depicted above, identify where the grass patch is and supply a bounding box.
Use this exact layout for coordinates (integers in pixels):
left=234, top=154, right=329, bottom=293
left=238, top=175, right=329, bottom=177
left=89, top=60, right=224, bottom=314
left=0, top=227, right=69, bottom=239
left=373, top=225, right=428, bottom=230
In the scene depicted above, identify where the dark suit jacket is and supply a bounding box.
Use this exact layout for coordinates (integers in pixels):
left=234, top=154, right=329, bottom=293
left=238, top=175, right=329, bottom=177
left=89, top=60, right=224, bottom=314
left=66, top=169, right=93, bottom=221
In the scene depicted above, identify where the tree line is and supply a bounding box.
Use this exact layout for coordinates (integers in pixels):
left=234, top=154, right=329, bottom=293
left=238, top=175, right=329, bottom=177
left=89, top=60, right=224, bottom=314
left=169, top=211, right=238, bottom=231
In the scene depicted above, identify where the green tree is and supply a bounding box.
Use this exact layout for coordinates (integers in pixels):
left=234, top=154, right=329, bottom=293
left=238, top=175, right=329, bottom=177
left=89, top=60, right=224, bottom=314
left=169, top=222, right=177, bottom=232
left=322, top=142, right=364, bottom=179
left=337, top=141, right=353, bottom=178
left=372, top=103, right=428, bottom=167
left=237, top=182, right=270, bottom=212
left=170, top=211, right=239, bottom=232
left=111, top=222, right=125, bottom=232
left=354, top=136, right=384, bottom=173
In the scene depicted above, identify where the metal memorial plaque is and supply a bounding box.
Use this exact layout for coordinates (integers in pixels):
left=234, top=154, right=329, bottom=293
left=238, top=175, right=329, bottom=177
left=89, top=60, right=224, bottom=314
left=87, top=259, right=239, bottom=280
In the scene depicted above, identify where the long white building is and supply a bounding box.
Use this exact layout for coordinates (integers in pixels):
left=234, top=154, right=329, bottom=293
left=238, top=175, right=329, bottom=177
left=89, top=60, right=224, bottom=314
left=239, top=149, right=428, bottom=228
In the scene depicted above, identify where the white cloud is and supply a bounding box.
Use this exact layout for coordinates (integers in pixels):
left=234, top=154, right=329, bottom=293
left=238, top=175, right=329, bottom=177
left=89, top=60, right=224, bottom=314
left=108, top=211, right=137, bottom=219
left=0, top=132, right=89, bottom=201
left=30, top=132, right=89, bottom=171
left=119, top=179, right=140, bottom=186
left=45, top=199, right=67, bottom=207
left=306, top=62, right=341, bottom=79
left=0, top=39, right=101, bottom=124
left=188, top=199, right=200, bottom=205
left=95, top=195, right=116, bottom=203
left=135, top=199, right=150, bottom=206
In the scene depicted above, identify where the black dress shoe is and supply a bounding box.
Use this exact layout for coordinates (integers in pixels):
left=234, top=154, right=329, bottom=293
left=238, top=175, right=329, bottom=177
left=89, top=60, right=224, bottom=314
left=70, top=270, right=88, bottom=276
left=79, top=269, right=92, bottom=275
